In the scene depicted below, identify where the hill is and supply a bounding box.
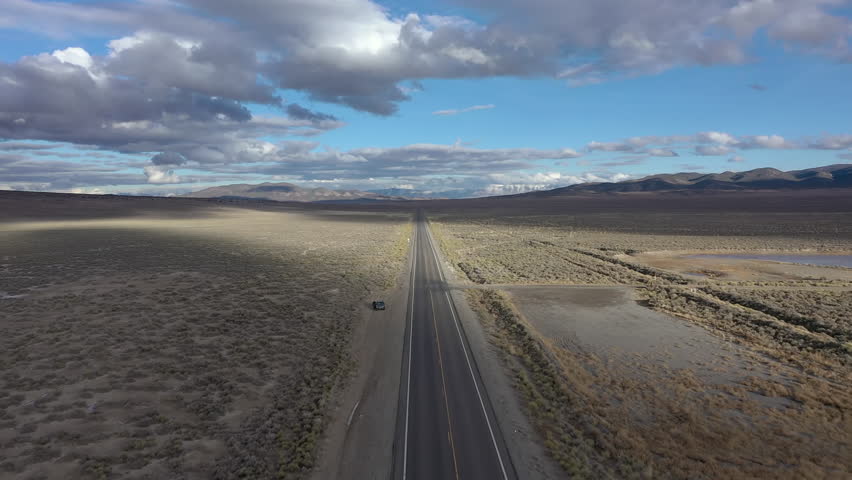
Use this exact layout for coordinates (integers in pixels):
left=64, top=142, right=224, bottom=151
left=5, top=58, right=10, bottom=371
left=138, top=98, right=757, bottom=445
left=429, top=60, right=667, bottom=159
left=510, top=164, right=852, bottom=197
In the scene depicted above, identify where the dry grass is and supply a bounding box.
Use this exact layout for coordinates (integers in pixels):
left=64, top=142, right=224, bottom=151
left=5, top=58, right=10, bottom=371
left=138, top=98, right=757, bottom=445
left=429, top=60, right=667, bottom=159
left=430, top=214, right=852, bottom=357
left=0, top=208, right=409, bottom=479
left=432, top=212, right=852, bottom=479
left=707, top=287, right=852, bottom=342
left=469, top=289, right=852, bottom=480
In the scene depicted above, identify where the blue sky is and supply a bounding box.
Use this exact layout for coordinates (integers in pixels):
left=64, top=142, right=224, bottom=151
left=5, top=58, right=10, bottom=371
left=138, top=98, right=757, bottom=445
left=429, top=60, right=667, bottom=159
left=1, top=0, right=851, bottom=196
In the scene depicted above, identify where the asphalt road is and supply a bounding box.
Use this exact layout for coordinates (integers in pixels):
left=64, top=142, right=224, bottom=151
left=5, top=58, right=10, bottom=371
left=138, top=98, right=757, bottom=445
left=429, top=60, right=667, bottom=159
left=392, top=212, right=516, bottom=480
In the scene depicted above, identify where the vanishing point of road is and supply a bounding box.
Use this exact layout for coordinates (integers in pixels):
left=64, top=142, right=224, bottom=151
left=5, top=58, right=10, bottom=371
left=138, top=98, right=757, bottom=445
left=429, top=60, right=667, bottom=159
left=391, top=211, right=517, bottom=480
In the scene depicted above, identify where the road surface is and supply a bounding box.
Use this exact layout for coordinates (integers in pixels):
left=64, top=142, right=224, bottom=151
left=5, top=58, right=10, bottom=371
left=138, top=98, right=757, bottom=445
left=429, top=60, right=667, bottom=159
left=391, top=212, right=516, bottom=480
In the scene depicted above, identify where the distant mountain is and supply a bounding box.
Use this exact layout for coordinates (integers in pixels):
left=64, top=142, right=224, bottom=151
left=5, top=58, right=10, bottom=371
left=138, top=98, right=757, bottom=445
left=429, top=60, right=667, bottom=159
left=182, top=165, right=852, bottom=202
left=509, top=164, right=852, bottom=197
left=367, top=188, right=452, bottom=199
left=183, top=182, right=410, bottom=203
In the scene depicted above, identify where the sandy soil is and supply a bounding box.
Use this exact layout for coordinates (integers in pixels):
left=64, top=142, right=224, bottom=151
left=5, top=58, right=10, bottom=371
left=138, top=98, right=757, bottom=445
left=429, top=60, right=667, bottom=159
left=0, top=206, right=409, bottom=479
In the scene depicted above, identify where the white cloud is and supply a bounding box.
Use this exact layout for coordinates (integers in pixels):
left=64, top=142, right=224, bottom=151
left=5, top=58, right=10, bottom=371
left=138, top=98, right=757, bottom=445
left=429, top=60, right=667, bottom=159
left=647, top=148, right=678, bottom=157
left=441, top=46, right=491, bottom=65
left=69, top=186, right=106, bottom=194
left=3, top=0, right=849, bottom=116
left=585, top=131, right=802, bottom=158
left=694, top=144, right=734, bottom=156
left=51, top=47, right=93, bottom=70
left=478, top=171, right=633, bottom=196
left=696, top=131, right=739, bottom=145
left=143, top=165, right=180, bottom=184
left=740, top=134, right=794, bottom=149
left=433, top=104, right=496, bottom=116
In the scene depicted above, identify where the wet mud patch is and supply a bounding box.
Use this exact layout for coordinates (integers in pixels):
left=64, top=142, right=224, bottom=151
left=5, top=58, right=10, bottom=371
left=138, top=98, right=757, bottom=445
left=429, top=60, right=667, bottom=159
left=505, top=286, right=776, bottom=386
left=491, top=287, right=851, bottom=479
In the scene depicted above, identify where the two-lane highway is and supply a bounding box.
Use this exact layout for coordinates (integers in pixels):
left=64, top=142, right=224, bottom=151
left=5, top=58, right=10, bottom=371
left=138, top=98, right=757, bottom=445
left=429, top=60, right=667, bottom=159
left=392, top=211, right=516, bottom=480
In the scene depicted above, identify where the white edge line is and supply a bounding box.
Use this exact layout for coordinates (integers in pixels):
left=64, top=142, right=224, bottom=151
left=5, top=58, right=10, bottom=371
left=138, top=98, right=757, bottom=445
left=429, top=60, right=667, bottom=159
left=402, top=217, right=417, bottom=480
left=347, top=400, right=360, bottom=427
left=423, top=219, right=511, bottom=480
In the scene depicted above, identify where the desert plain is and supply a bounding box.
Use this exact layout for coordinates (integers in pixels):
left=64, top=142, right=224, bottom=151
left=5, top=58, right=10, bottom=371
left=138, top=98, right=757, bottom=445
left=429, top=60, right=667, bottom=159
left=0, top=192, right=409, bottom=479
left=1, top=189, right=851, bottom=480
left=429, top=191, right=852, bottom=479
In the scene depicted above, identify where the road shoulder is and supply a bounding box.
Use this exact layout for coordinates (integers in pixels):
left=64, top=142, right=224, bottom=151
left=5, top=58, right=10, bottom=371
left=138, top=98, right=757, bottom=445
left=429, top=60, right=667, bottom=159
left=311, top=226, right=414, bottom=480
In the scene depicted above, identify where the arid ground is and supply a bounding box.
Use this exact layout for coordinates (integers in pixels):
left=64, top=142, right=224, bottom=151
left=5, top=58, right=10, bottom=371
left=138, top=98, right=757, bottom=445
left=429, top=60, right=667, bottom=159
left=0, top=194, right=410, bottom=479
left=429, top=198, right=852, bottom=479
left=2, top=190, right=852, bottom=480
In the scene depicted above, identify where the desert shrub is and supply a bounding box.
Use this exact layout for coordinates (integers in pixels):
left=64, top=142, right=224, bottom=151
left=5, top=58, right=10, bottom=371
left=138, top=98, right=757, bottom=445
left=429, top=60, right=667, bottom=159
left=0, top=210, right=411, bottom=479
left=703, top=287, right=851, bottom=343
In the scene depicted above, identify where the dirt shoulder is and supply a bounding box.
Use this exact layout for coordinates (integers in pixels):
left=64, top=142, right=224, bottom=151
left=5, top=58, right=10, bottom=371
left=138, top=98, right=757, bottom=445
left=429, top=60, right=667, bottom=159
left=423, top=219, right=564, bottom=480
left=311, top=222, right=414, bottom=480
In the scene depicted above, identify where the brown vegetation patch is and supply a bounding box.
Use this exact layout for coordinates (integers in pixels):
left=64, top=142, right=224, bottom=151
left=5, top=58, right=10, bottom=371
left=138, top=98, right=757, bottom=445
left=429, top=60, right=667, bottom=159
left=470, top=289, right=852, bottom=479
left=432, top=209, right=852, bottom=479
left=0, top=209, right=409, bottom=479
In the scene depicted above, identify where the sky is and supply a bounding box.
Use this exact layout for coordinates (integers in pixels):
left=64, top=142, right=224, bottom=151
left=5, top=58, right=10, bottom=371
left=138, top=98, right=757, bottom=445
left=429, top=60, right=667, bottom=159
left=0, top=0, right=851, bottom=198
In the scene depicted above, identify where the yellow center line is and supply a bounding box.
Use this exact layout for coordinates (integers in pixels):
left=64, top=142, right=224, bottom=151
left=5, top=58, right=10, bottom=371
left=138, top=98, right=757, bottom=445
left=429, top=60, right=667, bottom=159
left=429, top=289, right=461, bottom=480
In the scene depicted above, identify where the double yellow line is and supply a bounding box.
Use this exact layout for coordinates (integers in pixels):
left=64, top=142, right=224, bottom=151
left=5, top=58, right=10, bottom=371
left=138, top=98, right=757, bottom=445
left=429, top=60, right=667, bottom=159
left=429, top=289, right=461, bottom=480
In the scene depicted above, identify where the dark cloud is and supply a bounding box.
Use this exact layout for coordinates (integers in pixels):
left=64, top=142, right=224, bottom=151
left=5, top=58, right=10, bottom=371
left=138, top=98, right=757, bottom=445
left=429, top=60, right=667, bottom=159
left=29, top=151, right=83, bottom=158
left=599, top=157, right=647, bottom=167
left=1, top=0, right=851, bottom=192
left=0, top=38, right=341, bottom=175
left=456, top=0, right=852, bottom=83
left=213, top=143, right=581, bottom=180
left=586, top=140, right=644, bottom=153
left=151, top=152, right=188, bottom=166
left=808, top=135, right=852, bottom=150
left=0, top=142, right=59, bottom=151
left=105, top=31, right=280, bottom=105
left=7, top=0, right=846, bottom=117
left=0, top=152, right=248, bottom=191
left=0, top=153, right=142, bottom=189
left=748, top=83, right=768, bottom=91
left=286, top=104, right=338, bottom=122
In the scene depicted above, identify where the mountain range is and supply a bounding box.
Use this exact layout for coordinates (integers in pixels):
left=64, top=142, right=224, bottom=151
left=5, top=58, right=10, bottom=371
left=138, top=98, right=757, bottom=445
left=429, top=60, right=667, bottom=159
left=184, top=164, right=852, bottom=202
left=506, top=164, right=852, bottom=197
left=183, top=182, right=411, bottom=203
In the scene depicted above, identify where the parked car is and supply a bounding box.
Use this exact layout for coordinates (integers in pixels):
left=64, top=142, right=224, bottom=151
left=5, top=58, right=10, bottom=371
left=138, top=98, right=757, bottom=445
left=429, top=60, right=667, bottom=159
left=372, top=300, right=386, bottom=310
